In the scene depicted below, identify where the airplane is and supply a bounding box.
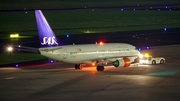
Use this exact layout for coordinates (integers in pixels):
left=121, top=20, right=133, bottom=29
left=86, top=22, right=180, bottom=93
left=35, top=10, right=140, bottom=71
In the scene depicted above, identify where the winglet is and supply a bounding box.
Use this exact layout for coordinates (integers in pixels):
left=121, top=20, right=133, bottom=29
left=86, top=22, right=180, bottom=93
left=35, top=10, right=64, bottom=47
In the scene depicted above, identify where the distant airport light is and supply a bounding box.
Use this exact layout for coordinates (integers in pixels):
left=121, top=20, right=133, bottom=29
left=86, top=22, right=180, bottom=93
left=146, top=8, right=148, bottom=11
left=158, top=9, right=160, bottom=11
left=50, top=60, right=54, bottom=63
left=84, top=30, right=90, bottom=33
left=165, top=6, right=168, bottom=8
left=138, top=48, right=141, bottom=51
left=66, top=34, right=69, bottom=38
left=15, top=64, right=19, bottom=67
left=133, top=8, right=136, bottom=11
left=146, top=46, right=150, bottom=50
left=10, top=34, right=19, bottom=38
left=164, top=28, right=167, bottom=31
left=7, top=46, right=13, bottom=52
left=169, top=9, right=172, bottom=11
left=121, top=8, right=124, bottom=11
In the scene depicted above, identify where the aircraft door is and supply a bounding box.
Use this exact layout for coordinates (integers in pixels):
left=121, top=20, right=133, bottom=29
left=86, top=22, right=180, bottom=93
left=63, top=49, right=68, bottom=59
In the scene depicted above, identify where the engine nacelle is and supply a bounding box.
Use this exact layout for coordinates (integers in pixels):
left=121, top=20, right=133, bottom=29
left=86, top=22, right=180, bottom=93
left=113, top=57, right=131, bottom=68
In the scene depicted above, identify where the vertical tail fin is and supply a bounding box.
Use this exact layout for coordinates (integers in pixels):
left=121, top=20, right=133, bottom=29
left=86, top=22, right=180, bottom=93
left=35, top=10, right=64, bottom=47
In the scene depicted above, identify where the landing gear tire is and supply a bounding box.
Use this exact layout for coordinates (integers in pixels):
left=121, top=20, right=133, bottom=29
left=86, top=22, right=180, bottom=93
left=97, top=65, right=104, bottom=71
left=160, top=59, right=165, bottom=64
left=152, top=60, right=156, bottom=65
left=75, top=64, right=82, bottom=70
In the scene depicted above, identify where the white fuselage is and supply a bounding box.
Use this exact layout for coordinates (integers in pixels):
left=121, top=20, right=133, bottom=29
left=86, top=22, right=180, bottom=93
left=39, top=43, right=140, bottom=64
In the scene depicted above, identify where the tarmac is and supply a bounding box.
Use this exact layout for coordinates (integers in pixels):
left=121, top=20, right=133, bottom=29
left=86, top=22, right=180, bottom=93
left=0, top=44, right=180, bottom=101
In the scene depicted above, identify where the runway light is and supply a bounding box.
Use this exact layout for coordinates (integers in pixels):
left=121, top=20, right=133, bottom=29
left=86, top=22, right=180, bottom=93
left=165, top=6, right=168, bottom=8
left=146, top=8, right=148, bottom=11
left=121, top=8, right=124, bottom=11
left=133, top=8, right=136, bottom=11
left=15, top=64, right=19, bottom=67
left=158, top=8, right=160, bottom=11
left=138, top=48, right=141, bottom=51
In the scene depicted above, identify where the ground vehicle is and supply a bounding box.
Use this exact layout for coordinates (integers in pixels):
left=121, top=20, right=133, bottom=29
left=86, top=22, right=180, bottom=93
left=139, top=55, right=165, bottom=65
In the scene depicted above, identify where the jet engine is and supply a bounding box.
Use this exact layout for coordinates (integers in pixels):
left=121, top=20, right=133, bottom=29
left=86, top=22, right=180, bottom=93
left=112, top=57, right=131, bottom=67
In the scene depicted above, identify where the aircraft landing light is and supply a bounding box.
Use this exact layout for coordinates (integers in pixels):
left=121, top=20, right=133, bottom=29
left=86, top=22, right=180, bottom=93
left=92, top=63, right=95, bottom=66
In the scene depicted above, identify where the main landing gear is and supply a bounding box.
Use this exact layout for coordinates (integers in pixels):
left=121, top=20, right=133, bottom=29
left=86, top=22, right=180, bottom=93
left=96, top=65, right=104, bottom=71
left=75, top=64, right=105, bottom=71
left=75, top=64, right=82, bottom=70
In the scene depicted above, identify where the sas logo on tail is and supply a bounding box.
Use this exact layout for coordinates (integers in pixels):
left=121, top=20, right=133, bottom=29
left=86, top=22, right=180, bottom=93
left=41, top=36, right=58, bottom=45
